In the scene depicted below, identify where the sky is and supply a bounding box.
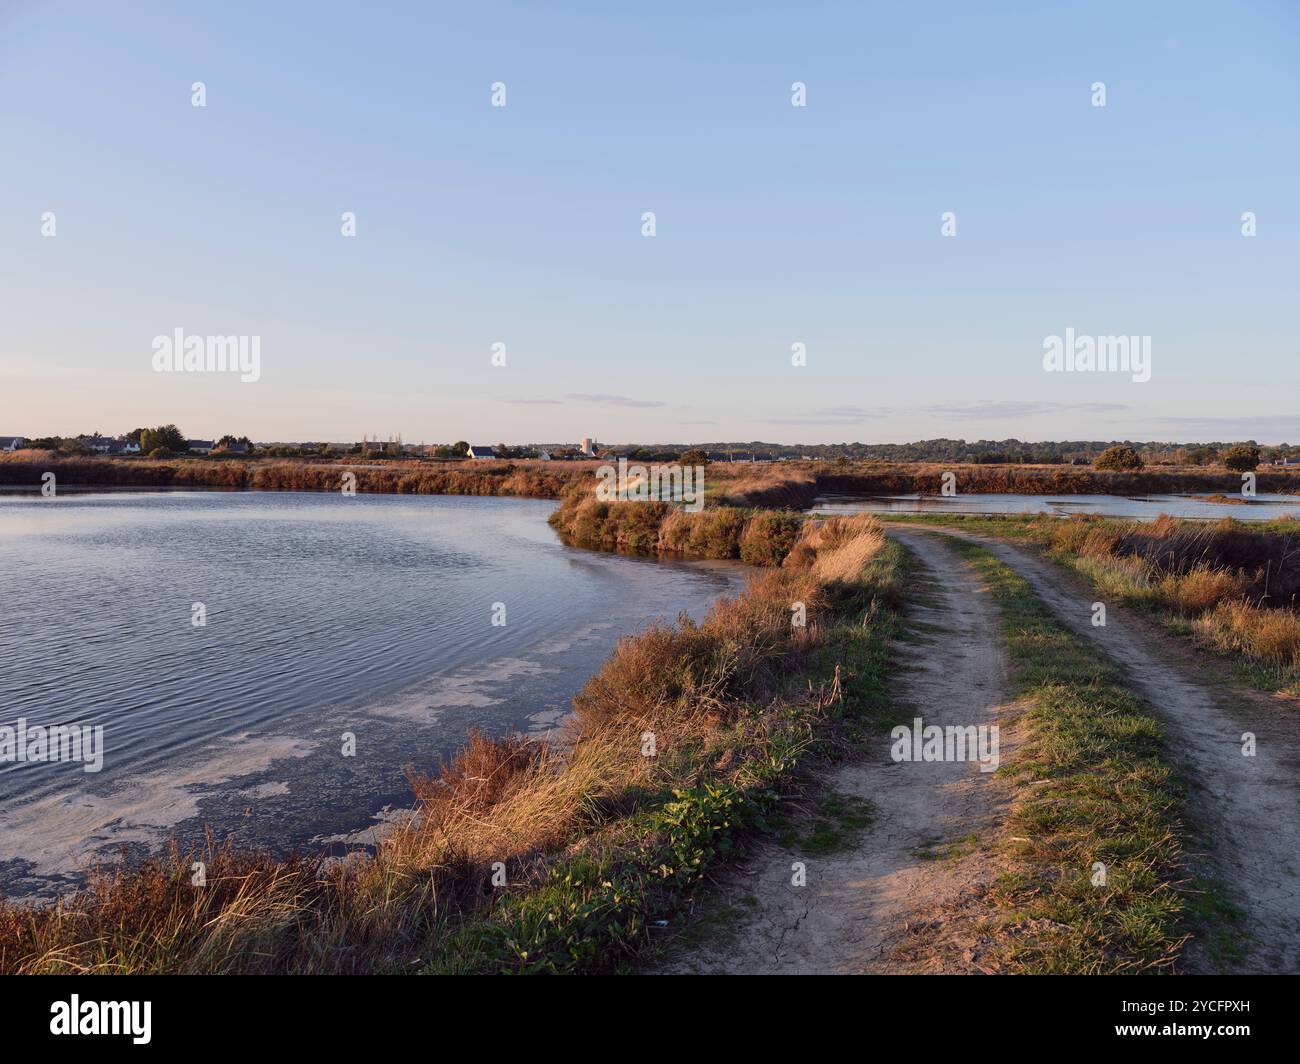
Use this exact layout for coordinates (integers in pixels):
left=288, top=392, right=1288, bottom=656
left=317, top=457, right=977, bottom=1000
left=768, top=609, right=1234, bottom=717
left=2, top=0, right=1297, bottom=445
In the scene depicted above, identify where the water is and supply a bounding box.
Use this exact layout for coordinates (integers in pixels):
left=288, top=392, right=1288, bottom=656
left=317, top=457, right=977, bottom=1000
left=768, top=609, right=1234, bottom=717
left=0, top=492, right=745, bottom=900
left=811, top=493, right=1300, bottom=522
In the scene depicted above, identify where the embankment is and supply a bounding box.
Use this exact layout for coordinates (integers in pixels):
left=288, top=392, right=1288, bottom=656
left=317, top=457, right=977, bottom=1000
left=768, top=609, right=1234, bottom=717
left=813, top=462, right=1300, bottom=497
left=9, top=456, right=1296, bottom=503
left=0, top=456, right=590, bottom=498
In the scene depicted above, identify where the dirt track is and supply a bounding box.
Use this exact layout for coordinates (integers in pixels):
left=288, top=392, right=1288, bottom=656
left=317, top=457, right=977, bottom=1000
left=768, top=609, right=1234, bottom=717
left=664, top=527, right=1300, bottom=974
left=663, top=530, right=1016, bottom=974
left=892, top=526, right=1300, bottom=975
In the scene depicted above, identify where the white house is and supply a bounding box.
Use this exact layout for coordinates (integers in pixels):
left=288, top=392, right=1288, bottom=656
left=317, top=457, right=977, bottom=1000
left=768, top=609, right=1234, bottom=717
left=466, top=445, right=496, bottom=460
left=579, top=437, right=596, bottom=457
left=0, top=436, right=26, bottom=451
left=537, top=450, right=552, bottom=461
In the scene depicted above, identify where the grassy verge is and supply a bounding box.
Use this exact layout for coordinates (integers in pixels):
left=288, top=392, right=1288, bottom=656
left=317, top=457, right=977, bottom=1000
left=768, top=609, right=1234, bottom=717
left=884, top=513, right=1300, bottom=698
left=0, top=516, right=903, bottom=975
left=948, top=540, right=1190, bottom=973
left=422, top=524, right=904, bottom=973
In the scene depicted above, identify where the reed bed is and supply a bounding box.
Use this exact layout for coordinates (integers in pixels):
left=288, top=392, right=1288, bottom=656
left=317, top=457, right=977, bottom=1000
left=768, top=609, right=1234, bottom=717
left=814, top=461, right=1300, bottom=498
left=547, top=492, right=811, bottom=565
left=0, top=455, right=590, bottom=499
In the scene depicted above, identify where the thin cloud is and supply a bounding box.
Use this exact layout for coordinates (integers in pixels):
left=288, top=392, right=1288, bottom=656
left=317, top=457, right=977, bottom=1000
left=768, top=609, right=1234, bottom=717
left=765, top=405, right=890, bottom=426
left=564, top=393, right=667, bottom=408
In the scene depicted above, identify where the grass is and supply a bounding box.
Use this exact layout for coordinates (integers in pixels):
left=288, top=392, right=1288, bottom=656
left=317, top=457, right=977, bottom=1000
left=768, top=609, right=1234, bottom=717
left=913, top=833, right=980, bottom=863
left=947, top=539, right=1192, bottom=974
left=774, top=793, right=877, bottom=856
left=0, top=514, right=904, bottom=975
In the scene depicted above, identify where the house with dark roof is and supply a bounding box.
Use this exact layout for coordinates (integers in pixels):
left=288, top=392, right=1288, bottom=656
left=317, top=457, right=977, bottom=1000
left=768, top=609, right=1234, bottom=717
left=187, top=440, right=215, bottom=454
left=0, top=436, right=26, bottom=451
left=466, top=445, right=496, bottom=460
left=86, top=436, right=140, bottom=455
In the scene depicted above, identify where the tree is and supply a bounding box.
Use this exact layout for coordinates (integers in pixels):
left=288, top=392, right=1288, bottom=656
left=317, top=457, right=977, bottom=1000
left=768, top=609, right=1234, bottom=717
left=680, top=448, right=709, bottom=465
left=453, top=440, right=469, bottom=455
left=141, top=424, right=186, bottom=454
left=160, top=425, right=187, bottom=451
left=1094, top=445, right=1143, bottom=471
left=1187, top=446, right=1218, bottom=467
left=1222, top=444, right=1260, bottom=472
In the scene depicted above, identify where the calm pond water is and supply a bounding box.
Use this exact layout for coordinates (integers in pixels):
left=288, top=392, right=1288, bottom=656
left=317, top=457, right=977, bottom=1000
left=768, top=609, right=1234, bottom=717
left=0, top=492, right=745, bottom=900
left=811, top=493, right=1300, bottom=522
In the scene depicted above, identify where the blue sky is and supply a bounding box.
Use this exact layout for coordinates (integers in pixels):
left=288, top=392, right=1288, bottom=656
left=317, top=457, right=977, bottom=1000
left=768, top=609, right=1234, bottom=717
left=2, top=1, right=1297, bottom=444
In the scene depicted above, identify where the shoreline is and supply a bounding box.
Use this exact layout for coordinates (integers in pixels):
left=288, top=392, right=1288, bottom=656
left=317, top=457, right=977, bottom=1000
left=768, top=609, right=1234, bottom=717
left=0, top=494, right=751, bottom=908
left=0, top=510, right=905, bottom=973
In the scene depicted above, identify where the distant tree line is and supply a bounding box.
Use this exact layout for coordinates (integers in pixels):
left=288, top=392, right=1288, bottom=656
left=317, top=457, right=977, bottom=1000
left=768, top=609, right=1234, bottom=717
left=13, top=433, right=1292, bottom=469
left=667, top=439, right=1294, bottom=466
